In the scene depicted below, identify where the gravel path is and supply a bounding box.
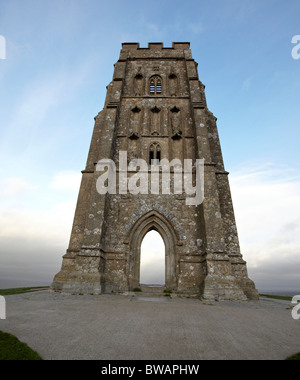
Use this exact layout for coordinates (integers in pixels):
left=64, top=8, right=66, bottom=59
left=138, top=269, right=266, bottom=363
left=0, top=291, right=299, bottom=360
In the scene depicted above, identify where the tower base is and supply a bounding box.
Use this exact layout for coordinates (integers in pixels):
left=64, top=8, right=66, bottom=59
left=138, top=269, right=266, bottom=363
left=51, top=250, right=259, bottom=300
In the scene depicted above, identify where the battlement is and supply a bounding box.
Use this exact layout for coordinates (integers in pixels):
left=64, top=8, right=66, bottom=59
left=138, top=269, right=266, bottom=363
left=122, top=42, right=190, bottom=51
left=120, top=42, right=192, bottom=60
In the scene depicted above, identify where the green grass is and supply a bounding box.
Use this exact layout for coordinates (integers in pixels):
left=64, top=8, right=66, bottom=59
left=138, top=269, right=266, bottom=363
left=0, top=286, right=50, bottom=296
left=259, top=294, right=293, bottom=302
left=286, top=352, right=300, bottom=361
left=0, top=331, right=42, bottom=360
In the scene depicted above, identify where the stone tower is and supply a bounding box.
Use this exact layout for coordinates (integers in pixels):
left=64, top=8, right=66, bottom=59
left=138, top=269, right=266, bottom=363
left=52, top=42, right=258, bottom=300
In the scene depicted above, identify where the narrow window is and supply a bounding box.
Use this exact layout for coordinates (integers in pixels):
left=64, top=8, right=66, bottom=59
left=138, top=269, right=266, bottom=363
left=149, top=149, right=154, bottom=164
left=149, top=76, right=162, bottom=95
left=156, top=79, right=162, bottom=94
left=156, top=145, right=161, bottom=162
left=150, top=79, right=155, bottom=94
left=149, top=143, right=161, bottom=165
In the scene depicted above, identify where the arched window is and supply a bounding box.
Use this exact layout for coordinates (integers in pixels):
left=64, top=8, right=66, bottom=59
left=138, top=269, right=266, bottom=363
left=149, top=143, right=161, bottom=165
left=149, top=76, right=162, bottom=95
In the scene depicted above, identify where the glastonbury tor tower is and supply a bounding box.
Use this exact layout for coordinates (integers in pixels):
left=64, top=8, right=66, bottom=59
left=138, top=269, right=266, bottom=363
left=52, top=42, right=258, bottom=300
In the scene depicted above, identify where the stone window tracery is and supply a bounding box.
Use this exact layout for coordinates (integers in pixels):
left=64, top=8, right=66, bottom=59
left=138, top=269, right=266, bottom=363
left=150, top=76, right=162, bottom=95
left=149, top=142, right=161, bottom=165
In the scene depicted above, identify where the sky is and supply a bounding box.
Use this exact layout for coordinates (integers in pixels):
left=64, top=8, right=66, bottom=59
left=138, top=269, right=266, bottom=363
left=0, top=0, right=299, bottom=293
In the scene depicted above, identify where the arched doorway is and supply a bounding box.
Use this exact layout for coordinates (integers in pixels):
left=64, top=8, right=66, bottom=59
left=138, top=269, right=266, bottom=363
left=128, top=211, right=178, bottom=291
left=140, top=229, right=165, bottom=286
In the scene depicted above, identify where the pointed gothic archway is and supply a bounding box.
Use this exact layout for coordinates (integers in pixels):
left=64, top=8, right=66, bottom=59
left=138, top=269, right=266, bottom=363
left=128, top=211, right=178, bottom=291
left=140, top=230, right=165, bottom=286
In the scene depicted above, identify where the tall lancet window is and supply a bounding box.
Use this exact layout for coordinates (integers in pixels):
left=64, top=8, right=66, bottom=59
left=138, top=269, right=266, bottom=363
left=149, top=143, right=161, bottom=165
left=149, top=76, right=162, bottom=95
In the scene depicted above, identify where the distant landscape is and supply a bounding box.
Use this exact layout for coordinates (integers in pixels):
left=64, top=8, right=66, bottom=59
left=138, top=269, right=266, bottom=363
left=0, top=278, right=298, bottom=298
left=259, top=290, right=300, bottom=298
left=0, top=278, right=51, bottom=290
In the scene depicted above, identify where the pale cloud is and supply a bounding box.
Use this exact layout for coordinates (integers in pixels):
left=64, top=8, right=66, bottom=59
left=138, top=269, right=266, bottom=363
left=230, top=163, right=300, bottom=291
left=146, top=23, right=160, bottom=35
left=0, top=199, right=76, bottom=284
left=50, top=171, right=81, bottom=191
left=242, top=76, right=254, bottom=91
left=2, top=76, right=70, bottom=145
left=0, top=177, right=36, bottom=198
left=0, top=61, right=94, bottom=154
left=0, top=201, right=75, bottom=242
left=187, top=22, right=205, bottom=35
left=0, top=171, right=81, bottom=241
left=218, top=0, right=261, bottom=23
left=0, top=172, right=80, bottom=284
left=138, top=11, right=204, bottom=42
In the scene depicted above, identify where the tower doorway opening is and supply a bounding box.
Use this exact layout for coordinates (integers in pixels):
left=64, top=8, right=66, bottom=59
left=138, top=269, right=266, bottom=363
left=140, top=229, right=165, bottom=286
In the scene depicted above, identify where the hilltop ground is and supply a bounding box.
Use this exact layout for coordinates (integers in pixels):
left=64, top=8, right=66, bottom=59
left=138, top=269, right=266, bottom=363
left=0, top=291, right=299, bottom=360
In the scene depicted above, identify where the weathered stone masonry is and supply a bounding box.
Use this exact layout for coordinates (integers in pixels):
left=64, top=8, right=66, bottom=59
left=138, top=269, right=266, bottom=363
left=52, top=42, right=258, bottom=300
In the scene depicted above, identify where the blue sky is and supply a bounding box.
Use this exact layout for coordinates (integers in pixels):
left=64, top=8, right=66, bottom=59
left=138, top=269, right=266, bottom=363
left=0, top=0, right=299, bottom=292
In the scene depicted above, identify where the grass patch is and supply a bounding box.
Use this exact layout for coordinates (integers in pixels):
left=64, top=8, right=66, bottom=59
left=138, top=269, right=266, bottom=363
left=133, top=288, right=142, bottom=292
left=286, top=352, right=300, bottom=361
left=0, top=286, right=50, bottom=296
left=259, top=294, right=293, bottom=302
left=0, top=331, right=42, bottom=360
